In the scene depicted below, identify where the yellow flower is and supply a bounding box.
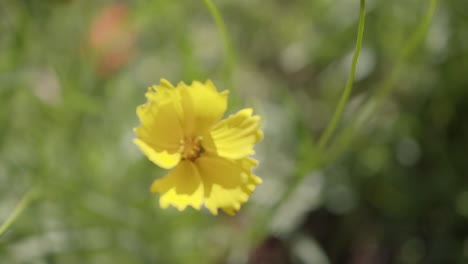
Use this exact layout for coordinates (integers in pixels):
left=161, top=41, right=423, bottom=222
left=134, top=79, right=263, bottom=215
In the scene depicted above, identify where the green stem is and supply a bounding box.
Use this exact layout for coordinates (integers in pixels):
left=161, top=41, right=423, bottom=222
left=201, top=0, right=235, bottom=88
left=323, top=0, right=439, bottom=164
left=317, top=0, right=366, bottom=151
left=250, top=0, right=367, bottom=242
left=0, top=187, right=40, bottom=237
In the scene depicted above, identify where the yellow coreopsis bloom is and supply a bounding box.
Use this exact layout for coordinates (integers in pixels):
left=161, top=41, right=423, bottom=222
left=134, top=79, right=263, bottom=215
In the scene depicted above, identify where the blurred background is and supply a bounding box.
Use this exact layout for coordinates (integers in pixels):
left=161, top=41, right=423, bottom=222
left=1, top=0, right=467, bottom=263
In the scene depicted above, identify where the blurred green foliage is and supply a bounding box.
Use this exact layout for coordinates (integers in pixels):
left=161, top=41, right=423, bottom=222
left=1, top=0, right=467, bottom=263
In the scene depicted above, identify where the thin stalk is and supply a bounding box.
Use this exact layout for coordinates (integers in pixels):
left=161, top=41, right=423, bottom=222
left=317, top=0, right=366, bottom=151
left=0, top=187, right=40, bottom=237
left=250, top=0, right=367, bottom=242
left=201, top=0, right=235, bottom=88
left=324, top=0, right=439, bottom=164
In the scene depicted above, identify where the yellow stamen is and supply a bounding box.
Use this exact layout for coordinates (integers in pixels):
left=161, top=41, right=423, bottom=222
left=180, top=136, right=203, bottom=160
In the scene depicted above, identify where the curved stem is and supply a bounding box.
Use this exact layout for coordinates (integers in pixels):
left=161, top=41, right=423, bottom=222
left=0, top=187, right=40, bottom=237
left=201, top=0, right=235, bottom=88
left=250, top=0, right=367, bottom=241
left=323, top=0, right=439, bottom=164
left=317, top=0, right=366, bottom=151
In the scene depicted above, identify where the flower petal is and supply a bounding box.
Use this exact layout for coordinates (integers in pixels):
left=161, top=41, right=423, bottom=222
left=150, top=160, right=203, bottom=211
left=236, top=157, right=262, bottom=195
left=217, top=159, right=262, bottom=215
left=134, top=85, right=184, bottom=153
left=195, top=156, right=260, bottom=215
left=179, top=80, right=228, bottom=136
left=202, top=108, right=263, bottom=160
left=133, top=139, right=180, bottom=169
left=147, top=79, right=185, bottom=120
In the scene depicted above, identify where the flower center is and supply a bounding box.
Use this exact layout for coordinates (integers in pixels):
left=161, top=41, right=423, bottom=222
left=180, top=136, right=203, bottom=160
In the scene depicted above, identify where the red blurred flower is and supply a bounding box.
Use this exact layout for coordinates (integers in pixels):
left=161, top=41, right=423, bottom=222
left=88, top=3, right=135, bottom=77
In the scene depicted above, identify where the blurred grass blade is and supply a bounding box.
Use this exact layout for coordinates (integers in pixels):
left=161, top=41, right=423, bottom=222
left=0, top=187, right=40, bottom=237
